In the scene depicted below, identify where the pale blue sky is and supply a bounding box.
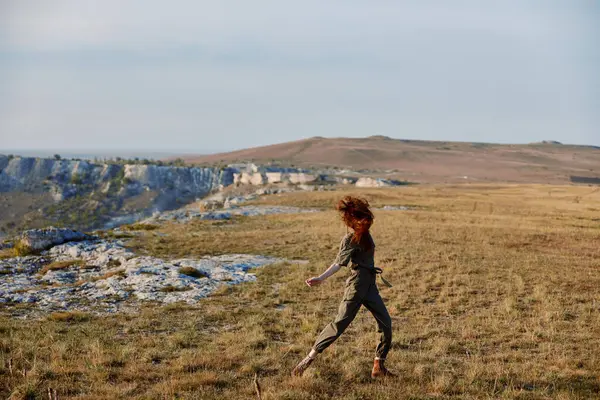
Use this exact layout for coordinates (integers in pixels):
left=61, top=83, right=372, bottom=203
left=0, top=1, right=598, bottom=152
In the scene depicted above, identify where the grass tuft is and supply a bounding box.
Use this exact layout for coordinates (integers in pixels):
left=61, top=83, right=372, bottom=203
left=159, top=285, right=192, bottom=293
left=48, top=311, right=91, bottom=322
left=0, top=248, right=14, bottom=259
left=12, top=241, right=35, bottom=257
left=123, top=223, right=160, bottom=231
left=37, top=259, right=84, bottom=275
left=91, top=269, right=126, bottom=281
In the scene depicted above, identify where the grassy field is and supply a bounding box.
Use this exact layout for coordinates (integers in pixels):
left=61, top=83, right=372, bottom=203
left=1, top=184, right=600, bottom=399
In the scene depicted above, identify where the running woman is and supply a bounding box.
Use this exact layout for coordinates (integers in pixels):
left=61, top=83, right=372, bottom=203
left=292, top=196, right=395, bottom=378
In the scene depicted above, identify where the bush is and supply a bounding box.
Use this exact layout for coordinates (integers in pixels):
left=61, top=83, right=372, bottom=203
left=171, top=158, right=186, bottom=167
left=54, top=154, right=61, bottom=160
left=70, top=173, right=83, bottom=185
left=123, top=223, right=159, bottom=231
left=117, top=169, right=125, bottom=180
left=178, top=266, right=208, bottom=279
left=107, top=259, right=122, bottom=268
left=12, top=241, right=35, bottom=257
left=159, top=285, right=191, bottom=293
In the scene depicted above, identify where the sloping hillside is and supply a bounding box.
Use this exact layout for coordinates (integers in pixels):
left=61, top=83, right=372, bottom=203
left=183, top=136, right=600, bottom=184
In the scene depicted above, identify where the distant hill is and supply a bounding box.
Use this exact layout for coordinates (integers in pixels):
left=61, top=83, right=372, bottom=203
left=182, top=136, right=600, bottom=184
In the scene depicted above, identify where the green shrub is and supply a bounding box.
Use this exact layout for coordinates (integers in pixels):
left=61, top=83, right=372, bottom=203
left=12, top=241, right=35, bottom=257
left=178, top=266, right=208, bottom=279
left=70, top=173, right=84, bottom=185
left=107, top=259, right=122, bottom=268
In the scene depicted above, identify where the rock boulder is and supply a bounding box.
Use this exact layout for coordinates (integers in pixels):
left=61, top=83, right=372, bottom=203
left=355, top=177, right=404, bottom=188
left=18, top=227, right=94, bottom=253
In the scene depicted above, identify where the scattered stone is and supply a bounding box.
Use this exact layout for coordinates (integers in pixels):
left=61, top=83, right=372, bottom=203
left=379, top=205, right=412, bottom=211
left=224, top=195, right=256, bottom=208
left=146, top=205, right=319, bottom=224
left=17, top=227, right=94, bottom=253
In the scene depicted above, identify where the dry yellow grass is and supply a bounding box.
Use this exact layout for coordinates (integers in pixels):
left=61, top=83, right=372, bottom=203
left=122, top=223, right=160, bottom=231
left=90, top=269, right=125, bottom=282
left=0, top=249, right=13, bottom=260
left=48, top=311, right=91, bottom=322
left=1, top=184, right=600, bottom=399
left=37, top=260, right=84, bottom=276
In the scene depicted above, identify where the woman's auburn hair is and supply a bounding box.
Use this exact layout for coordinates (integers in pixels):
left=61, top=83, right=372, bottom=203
left=336, top=196, right=374, bottom=250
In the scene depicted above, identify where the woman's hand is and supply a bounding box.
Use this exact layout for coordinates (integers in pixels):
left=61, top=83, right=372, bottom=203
left=305, top=277, right=323, bottom=287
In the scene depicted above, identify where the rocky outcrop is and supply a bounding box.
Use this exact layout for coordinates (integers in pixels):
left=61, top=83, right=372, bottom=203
left=0, top=156, right=234, bottom=202
left=123, top=164, right=235, bottom=195
left=322, top=176, right=358, bottom=185
left=355, top=177, right=404, bottom=188
left=378, top=205, right=412, bottom=211
left=18, top=227, right=94, bottom=252
left=231, top=164, right=319, bottom=185
left=0, top=155, right=408, bottom=233
left=0, top=239, right=284, bottom=314
left=0, top=156, right=404, bottom=201
left=0, top=156, right=238, bottom=230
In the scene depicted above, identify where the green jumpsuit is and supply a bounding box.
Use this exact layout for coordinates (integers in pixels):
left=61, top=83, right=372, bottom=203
left=312, top=233, right=392, bottom=359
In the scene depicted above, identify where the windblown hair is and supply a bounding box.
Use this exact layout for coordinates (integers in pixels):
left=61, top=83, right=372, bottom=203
left=336, top=196, right=374, bottom=250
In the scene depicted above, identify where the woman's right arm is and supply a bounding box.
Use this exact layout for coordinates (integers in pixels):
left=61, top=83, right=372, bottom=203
left=306, top=263, right=342, bottom=287
left=306, top=234, right=353, bottom=287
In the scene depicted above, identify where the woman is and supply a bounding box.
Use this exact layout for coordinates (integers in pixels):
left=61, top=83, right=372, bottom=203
left=292, top=196, right=395, bottom=378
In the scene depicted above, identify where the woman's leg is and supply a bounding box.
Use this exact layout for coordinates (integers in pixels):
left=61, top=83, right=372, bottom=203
left=292, top=274, right=368, bottom=377
left=292, top=296, right=362, bottom=376
left=312, top=296, right=362, bottom=353
left=362, top=285, right=392, bottom=360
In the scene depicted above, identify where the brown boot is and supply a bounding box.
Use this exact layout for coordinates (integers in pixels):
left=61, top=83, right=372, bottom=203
left=291, top=356, right=314, bottom=377
left=371, top=358, right=396, bottom=378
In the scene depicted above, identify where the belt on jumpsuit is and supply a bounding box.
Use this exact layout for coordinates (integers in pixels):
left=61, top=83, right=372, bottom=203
left=352, top=265, right=393, bottom=288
